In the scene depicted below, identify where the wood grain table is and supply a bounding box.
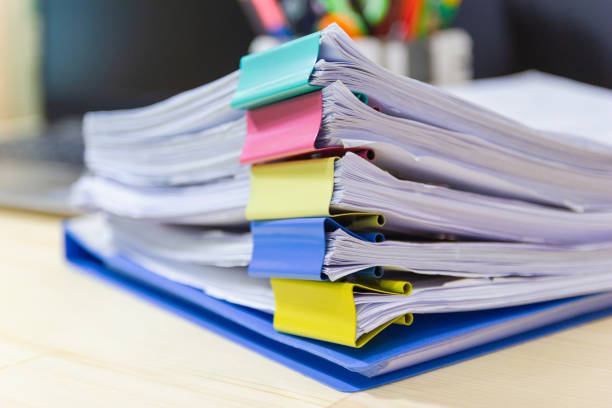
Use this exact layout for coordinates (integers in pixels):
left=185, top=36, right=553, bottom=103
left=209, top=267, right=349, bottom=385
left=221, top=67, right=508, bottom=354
left=0, top=207, right=611, bottom=407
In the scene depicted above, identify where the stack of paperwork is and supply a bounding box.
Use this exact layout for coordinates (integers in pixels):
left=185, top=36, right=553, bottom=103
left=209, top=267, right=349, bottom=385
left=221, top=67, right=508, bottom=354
left=65, top=24, right=612, bottom=391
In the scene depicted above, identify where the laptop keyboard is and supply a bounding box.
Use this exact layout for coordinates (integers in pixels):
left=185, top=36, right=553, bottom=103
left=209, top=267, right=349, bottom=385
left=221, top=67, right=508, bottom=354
left=0, top=118, right=84, bottom=166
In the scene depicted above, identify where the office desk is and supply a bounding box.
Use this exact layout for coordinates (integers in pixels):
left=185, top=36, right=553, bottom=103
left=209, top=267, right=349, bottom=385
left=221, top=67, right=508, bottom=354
left=0, top=207, right=611, bottom=407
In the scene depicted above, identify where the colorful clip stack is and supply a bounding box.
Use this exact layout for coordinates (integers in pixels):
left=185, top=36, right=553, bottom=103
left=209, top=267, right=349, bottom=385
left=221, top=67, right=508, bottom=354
left=65, top=24, right=612, bottom=391
left=229, top=24, right=612, bottom=347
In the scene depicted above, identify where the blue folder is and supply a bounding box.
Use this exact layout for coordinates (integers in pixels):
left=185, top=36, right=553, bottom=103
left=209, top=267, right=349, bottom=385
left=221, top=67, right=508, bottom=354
left=64, top=224, right=612, bottom=392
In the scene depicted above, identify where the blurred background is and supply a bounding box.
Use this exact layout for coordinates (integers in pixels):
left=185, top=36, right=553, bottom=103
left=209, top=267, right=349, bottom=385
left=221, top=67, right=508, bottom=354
left=2, top=0, right=612, bottom=136
left=0, top=0, right=611, bottom=213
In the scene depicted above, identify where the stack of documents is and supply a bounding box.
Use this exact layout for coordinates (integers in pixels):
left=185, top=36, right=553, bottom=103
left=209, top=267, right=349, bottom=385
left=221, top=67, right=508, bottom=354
left=66, top=24, right=612, bottom=391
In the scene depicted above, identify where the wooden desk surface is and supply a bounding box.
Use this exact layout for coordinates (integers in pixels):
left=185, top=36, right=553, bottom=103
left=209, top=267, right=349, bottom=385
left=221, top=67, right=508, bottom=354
left=0, top=207, right=611, bottom=407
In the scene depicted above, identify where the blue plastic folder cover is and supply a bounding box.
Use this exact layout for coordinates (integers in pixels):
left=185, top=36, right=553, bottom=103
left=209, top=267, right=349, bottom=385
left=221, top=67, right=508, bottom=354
left=64, top=224, right=612, bottom=392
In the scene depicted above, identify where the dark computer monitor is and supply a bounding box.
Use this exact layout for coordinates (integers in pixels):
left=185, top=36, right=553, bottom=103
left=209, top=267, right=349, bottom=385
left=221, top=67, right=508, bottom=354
left=41, top=0, right=254, bottom=120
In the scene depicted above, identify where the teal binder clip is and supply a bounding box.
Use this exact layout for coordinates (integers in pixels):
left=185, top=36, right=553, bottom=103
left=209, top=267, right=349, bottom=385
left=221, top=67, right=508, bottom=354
left=231, top=32, right=322, bottom=110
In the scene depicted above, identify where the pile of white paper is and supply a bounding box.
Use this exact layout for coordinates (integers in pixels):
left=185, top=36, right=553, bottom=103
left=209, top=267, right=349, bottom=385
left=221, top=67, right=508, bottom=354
left=66, top=214, right=612, bottom=342
left=97, top=214, right=612, bottom=281
left=83, top=71, right=244, bottom=187
left=69, top=23, right=612, bottom=344
left=320, top=81, right=612, bottom=211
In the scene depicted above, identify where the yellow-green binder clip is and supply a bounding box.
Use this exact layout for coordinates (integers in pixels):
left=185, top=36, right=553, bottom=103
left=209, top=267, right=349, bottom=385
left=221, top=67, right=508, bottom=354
left=272, top=279, right=413, bottom=348
left=247, top=156, right=385, bottom=229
